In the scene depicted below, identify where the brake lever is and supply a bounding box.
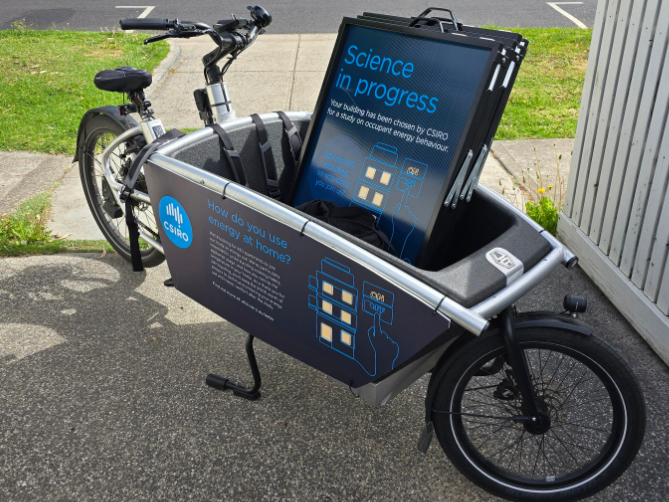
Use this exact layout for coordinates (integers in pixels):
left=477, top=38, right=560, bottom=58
left=144, top=27, right=209, bottom=45
left=143, top=33, right=172, bottom=45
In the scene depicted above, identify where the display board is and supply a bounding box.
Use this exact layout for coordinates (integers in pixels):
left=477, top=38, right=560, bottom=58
left=291, top=18, right=501, bottom=265
left=144, top=162, right=453, bottom=388
left=358, top=12, right=527, bottom=162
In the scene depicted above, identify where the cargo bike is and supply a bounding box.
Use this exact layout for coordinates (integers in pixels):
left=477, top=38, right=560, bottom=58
left=75, top=7, right=645, bottom=501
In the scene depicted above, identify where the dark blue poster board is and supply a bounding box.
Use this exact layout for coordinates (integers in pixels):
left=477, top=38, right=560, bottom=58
left=292, top=21, right=498, bottom=265
left=144, top=162, right=452, bottom=388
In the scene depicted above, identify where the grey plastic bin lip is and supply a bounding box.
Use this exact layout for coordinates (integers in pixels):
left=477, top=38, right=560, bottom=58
left=148, top=112, right=571, bottom=335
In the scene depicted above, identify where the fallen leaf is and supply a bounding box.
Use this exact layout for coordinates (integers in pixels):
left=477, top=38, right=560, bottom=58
left=97, top=249, right=107, bottom=259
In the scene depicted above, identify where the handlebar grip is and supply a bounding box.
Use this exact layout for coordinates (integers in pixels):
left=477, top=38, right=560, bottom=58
left=119, top=18, right=174, bottom=31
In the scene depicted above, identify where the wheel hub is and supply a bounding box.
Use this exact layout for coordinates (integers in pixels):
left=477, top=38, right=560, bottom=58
left=525, top=400, right=551, bottom=435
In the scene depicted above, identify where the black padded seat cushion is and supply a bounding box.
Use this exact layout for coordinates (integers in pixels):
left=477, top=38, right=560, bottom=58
left=94, top=66, right=152, bottom=94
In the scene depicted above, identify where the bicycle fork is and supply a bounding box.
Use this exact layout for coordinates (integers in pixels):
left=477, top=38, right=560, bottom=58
left=499, top=308, right=548, bottom=434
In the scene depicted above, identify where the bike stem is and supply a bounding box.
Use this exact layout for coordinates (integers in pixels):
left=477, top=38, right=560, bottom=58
left=500, top=308, right=539, bottom=418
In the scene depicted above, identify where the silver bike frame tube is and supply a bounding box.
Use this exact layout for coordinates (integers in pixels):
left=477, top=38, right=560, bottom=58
left=100, top=126, right=152, bottom=209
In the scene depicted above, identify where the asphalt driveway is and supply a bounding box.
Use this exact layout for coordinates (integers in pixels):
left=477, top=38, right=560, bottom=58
left=1, top=253, right=668, bottom=501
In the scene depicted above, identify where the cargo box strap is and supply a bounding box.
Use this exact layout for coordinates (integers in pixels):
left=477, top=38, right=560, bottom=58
left=125, top=198, right=144, bottom=272
left=250, top=114, right=281, bottom=199
left=275, top=111, right=302, bottom=168
left=210, top=123, right=248, bottom=187
left=123, top=128, right=185, bottom=189
left=122, top=128, right=185, bottom=272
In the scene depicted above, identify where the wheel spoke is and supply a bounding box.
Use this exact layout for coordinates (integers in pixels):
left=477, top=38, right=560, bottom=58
left=448, top=340, right=626, bottom=488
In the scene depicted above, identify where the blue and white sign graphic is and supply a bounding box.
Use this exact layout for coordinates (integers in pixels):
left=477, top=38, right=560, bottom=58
left=159, top=196, right=193, bottom=249
left=293, top=24, right=491, bottom=264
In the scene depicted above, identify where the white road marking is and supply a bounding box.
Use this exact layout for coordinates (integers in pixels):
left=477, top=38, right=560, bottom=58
left=116, top=6, right=156, bottom=33
left=547, top=2, right=588, bottom=29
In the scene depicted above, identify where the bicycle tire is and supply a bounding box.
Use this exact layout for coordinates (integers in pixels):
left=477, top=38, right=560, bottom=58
left=79, top=114, right=165, bottom=268
left=431, top=328, right=645, bottom=501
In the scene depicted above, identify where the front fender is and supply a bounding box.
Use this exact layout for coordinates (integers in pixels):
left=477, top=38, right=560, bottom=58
left=419, top=314, right=593, bottom=453
left=512, top=313, right=593, bottom=336
left=74, top=106, right=138, bottom=163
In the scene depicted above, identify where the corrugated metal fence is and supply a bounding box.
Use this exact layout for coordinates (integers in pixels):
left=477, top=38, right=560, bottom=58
left=558, top=0, right=669, bottom=363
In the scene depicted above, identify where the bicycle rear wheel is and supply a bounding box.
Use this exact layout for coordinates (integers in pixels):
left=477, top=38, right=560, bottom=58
left=431, top=328, right=645, bottom=501
left=79, top=114, right=164, bottom=268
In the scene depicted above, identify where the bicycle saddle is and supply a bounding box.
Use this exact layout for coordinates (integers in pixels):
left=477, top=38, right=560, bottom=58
left=94, top=66, right=152, bottom=94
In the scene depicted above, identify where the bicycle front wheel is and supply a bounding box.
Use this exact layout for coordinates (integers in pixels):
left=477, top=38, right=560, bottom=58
left=431, top=328, right=645, bottom=502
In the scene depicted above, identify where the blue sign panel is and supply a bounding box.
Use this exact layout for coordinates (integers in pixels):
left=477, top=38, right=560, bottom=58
left=158, top=196, right=193, bottom=249
left=145, top=163, right=453, bottom=387
left=292, top=24, right=493, bottom=264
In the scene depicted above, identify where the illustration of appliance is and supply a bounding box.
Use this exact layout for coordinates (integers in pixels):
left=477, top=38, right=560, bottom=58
left=308, top=258, right=358, bottom=359
left=390, top=158, right=429, bottom=261
left=351, top=143, right=398, bottom=217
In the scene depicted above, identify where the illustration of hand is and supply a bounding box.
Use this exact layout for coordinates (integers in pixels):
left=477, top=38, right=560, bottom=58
left=367, top=312, right=399, bottom=377
left=391, top=188, right=417, bottom=258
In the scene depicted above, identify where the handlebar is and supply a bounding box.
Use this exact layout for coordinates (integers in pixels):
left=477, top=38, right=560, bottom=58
left=119, top=18, right=175, bottom=31
left=118, top=6, right=272, bottom=81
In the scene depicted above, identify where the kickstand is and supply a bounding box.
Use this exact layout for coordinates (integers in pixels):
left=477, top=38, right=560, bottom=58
left=206, top=334, right=261, bottom=401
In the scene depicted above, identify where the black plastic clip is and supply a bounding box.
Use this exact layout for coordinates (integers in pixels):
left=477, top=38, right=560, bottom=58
left=299, top=221, right=308, bottom=237
left=433, top=297, right=446, bottom=315
left=267, top=180, right=281, bottom=199
left=118, top=185, right=132, bottom=203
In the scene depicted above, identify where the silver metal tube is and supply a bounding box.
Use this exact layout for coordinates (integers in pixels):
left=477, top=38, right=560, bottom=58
left=472, top=247, right=564, bottom=318
left=488, top=64, right=501, bottom=91
left=149, top=154, right=230, bottom=195
left=206, top=82, right=236, bottom=123
left=155, top=111, right=313, bottom=157
left=502, top=61, right=516, bottom=88
left=101, top=126, right=142, bottom=209
left=139, top=229, right=164, bottom=255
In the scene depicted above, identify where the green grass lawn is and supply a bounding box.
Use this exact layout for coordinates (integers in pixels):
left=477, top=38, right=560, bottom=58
left=0, top=187, right=114, bottom=257
left=0, top=28, right=169, bottom=155
left=492, top=27, right=592, bottom=140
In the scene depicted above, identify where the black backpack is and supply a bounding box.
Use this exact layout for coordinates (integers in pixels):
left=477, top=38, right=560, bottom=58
left=296, top=200, right=396, bottom=255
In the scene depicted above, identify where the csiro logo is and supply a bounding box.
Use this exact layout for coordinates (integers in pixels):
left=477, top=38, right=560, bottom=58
left=159, top=196, right=193, bottom=249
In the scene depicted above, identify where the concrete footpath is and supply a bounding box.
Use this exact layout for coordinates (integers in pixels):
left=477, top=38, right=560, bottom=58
left=0, top=35, right=575, bottom=239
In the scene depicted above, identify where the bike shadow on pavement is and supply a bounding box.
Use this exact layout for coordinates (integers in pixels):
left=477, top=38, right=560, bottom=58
left=0, top=253, right=668, bottom=501
left=0, top=253, right=483, bottom=502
